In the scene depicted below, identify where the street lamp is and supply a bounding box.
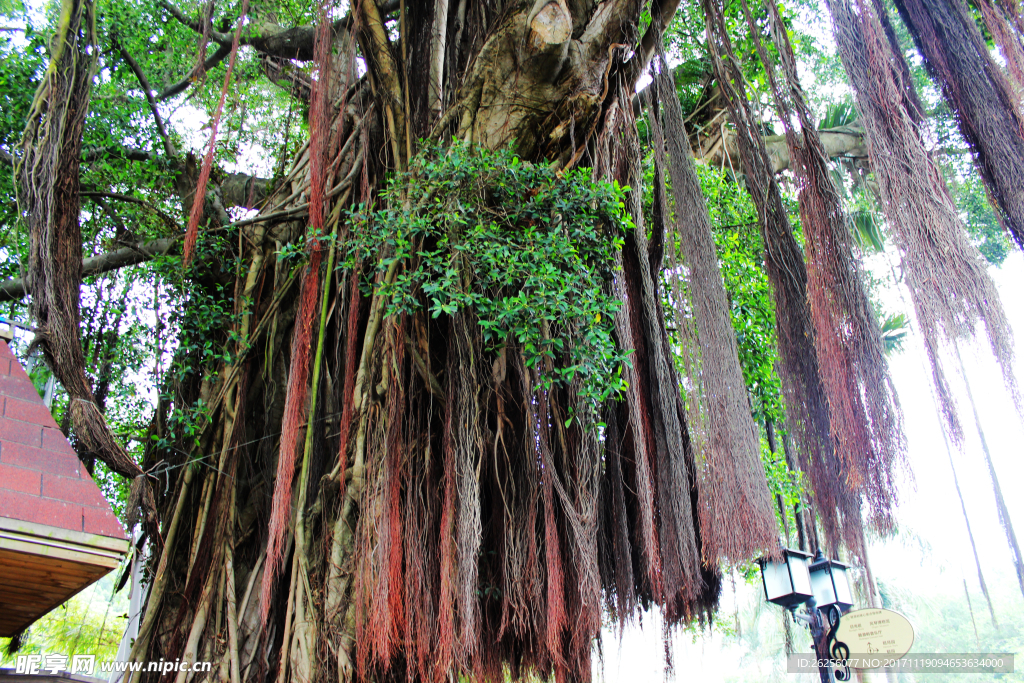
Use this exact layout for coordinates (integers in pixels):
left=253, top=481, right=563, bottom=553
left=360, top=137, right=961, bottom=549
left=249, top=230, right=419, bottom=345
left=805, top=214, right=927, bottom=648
left=759, top=547, right=854, bottom=682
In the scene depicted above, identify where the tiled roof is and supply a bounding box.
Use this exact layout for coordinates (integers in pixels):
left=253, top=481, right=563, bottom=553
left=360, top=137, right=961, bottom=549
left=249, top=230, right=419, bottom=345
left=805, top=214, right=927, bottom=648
left=0, top=340, right=125, bottom=540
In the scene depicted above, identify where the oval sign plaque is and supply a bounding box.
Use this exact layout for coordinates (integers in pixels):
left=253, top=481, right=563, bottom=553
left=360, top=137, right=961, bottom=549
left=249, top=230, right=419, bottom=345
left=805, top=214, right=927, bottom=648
left=835, top=608, right=915, bottom=666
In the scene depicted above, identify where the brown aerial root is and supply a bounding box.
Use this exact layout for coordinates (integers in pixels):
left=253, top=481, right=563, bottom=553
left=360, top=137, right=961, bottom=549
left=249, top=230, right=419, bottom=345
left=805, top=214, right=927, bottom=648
left=647, top=43, right=778, bottom=565
left=889, top=0, right=1024, bottom=250
left=729, top=0, right=907, bottom=536
left=824, top=0, right=1018, bottom=444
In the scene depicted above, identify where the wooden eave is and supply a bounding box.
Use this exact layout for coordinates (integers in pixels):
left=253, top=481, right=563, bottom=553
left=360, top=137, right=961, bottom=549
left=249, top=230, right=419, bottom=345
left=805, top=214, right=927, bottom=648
left=0, top=516, right=129, bottom=636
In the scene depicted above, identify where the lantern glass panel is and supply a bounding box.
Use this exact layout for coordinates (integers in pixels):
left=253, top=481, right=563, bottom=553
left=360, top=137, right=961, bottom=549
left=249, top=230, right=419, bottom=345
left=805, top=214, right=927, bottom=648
left=810, top=559, right=854, bottom=611
left=761, top=550, right=812, bottom=608
left=762, top=560, right=793, bottom=603
left=809, top=563, right=836, bottom=606
left=789, top=552, right=812, bottom=597
left=832, top=563, right=853, bottom=608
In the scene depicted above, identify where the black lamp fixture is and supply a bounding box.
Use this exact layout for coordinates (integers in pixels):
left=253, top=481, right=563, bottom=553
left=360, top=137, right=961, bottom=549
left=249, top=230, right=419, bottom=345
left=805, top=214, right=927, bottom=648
left=759, top=548, right=814, bottom=609
left=759, top=545, right=855, bottom=682
left=808, top=549, right=854, bottom=613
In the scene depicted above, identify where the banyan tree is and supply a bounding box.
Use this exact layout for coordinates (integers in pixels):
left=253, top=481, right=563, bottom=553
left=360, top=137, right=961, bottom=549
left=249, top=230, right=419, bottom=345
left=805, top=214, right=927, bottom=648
left=2, top=0, right=1022, bottom=679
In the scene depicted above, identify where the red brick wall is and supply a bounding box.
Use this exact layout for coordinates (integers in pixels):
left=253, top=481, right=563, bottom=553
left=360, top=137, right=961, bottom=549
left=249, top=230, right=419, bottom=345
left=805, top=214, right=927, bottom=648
left=0, top=340, right=126, bottom=540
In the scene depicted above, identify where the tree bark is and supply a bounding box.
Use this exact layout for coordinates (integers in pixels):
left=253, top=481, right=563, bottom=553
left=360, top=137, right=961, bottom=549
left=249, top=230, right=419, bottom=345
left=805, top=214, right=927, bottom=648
left=116, top=3, right=703, bottom=683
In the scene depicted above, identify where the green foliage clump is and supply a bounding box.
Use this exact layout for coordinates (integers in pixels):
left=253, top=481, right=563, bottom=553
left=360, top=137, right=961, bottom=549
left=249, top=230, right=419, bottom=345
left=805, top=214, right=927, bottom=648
left=349, top=141, right=633, bottom=409
left=0, top=23, right=44, bottom=282
left=148, top=233, right=241, bottom=458
left=952, top=174, right=1011, bottom=266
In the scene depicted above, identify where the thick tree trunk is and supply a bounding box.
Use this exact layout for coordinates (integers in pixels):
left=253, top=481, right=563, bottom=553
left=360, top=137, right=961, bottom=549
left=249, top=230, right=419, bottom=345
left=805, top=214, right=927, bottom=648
left=125, top=3, right=701, bottom=683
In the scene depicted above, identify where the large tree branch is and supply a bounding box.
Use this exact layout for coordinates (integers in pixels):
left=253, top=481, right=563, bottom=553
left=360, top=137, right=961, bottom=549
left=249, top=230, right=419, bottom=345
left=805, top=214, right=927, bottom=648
left=81, top=191, right=179, bottom=228
left=5, top=145, right=157, bottom=169
left=356, top=0, right=406, bottom=162
left=115, top=40, right=178, bottom=157
left=151, top=0, right=396, bottom=105
left=637, top=0, right=682, bottom=76
left=2, top=175, right=268, bottom=303
left=77, top=145, right=273, bottom=210
left=82, top=146, right=156, bottom=163
left=156, top=43, right=232, bottom=101
left=528, top=0, right=573, bottom=45
left=219, top=172, right=273, bottom=209
left=356, top=0, right=403, bottom=102
left=0, top=238, right=178, bottom=302
left=246, top=20, right=339, bottom=60
left=158, top=0, right=322, bottom=59
left=259, top=54, right=312, bottom=101
left=601, top=0, right=682, bottom=92
left=158, top=0, right=400, bottom=61
left=702, top=121, right=868, bottom=173
left=1, top=171, right=277, bottom=305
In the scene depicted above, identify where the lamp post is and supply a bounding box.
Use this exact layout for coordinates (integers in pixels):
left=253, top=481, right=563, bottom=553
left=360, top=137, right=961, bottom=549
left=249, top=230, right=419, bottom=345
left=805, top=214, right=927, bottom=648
left=760, top=548, right=854, bottom=682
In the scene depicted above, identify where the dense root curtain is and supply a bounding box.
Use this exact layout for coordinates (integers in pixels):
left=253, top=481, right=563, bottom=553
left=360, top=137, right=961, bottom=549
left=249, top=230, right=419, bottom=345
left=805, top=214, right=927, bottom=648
left=701, top=0, right=863, bottom=556
left=18, top=0, right=155, bottom=525
left=887, top=0, right=1024, bottom=250
left=825, top=0, right=1023, bottom=594
left=260, top=0, right=336, bottom=630
left=823, top=0, right=1016, bottom=446
left=62, top=2, right=801, bottom=682
left=740, top=0, right=906, bottom=534
left=600, top=93, right=720, bottom=624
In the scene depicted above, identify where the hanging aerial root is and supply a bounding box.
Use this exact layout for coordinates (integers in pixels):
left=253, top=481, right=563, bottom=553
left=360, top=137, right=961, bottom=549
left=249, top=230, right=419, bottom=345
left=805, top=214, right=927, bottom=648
left=443, top=311, right=482, bottom=671
left=307, top=0, right=334, bottom=239
left=888, top=0, right=1024, bottom=250
left=335, top=262, right=362, bottom=487
left=597, top=403, right=636, bottom=622
left=702, top=0, right=864, bottom=556
left=259, top=127, right=736, bottom=683
left=976, top=0, right=1024, bottom=89
left=260, top=242, right=325, bottom=628
left=258, top=0, right=338, bottom=630
left=20, top=0, right=152, bottom=486
left=363, top=317, right=408, bottom=666
left=539, top=401, right=567, bottom=677
left=182, top=0, right=251, bottom=266
left=649, top=46, right=777, bottom=564
left=160, top=377, right=250, bottom=675
left=745, top=0, right=906, bottom=534
left=627, top=128, right=701, bottom=609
